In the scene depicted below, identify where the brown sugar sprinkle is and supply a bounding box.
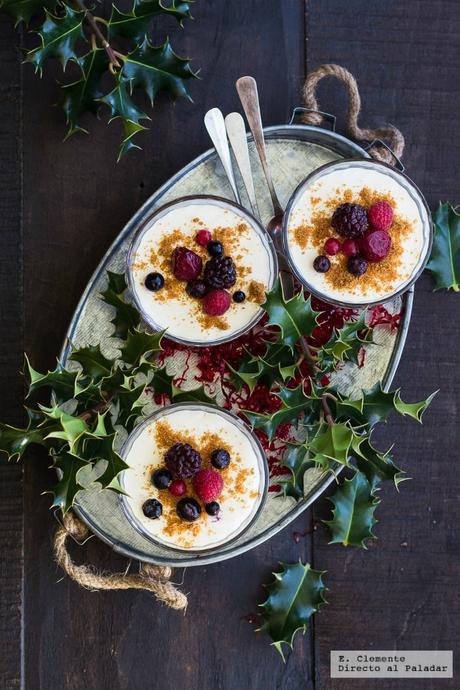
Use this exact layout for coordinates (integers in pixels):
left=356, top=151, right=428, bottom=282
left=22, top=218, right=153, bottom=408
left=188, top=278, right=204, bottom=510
left=150, top=421, right=255, bottom=541
left=291, top=186, right=415, bottom=295
left=247, top=280, right=266, bottom=304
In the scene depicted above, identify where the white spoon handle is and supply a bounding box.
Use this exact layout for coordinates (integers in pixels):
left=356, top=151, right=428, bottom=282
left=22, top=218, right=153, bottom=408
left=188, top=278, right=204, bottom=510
left=224, top=112, right=259, bottom=218
left=204, top=108, right=240, bottom=204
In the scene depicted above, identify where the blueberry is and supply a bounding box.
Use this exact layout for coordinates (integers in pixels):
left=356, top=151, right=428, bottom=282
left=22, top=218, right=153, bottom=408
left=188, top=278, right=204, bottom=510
left=142, top=498, right=162, bottom=519
left=233, top=290, right=246, bottom=303
left=205, top=501, right=220, bottom=516
left=186, top=279, right=209, bottom=299
left=313, top=255, right=331, bottom=273
left=176, top=497, right=201, bottom=522
left=145, top=272, right=164, bottom=291
left=152, top=468, right=172, bottom=490
left=207, top=240, right=224, bottom=257
left=347, top=255, right=368, bottom=276
left=211, top=448, right=230, bottom=470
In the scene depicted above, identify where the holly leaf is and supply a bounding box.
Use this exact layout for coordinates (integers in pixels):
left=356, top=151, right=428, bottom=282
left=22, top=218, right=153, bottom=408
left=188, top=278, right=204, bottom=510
left=69, top=344, right=113, bottom=381
left=26, top=4, right=85, bottom=73
left=335, top=384, right=436, bottom=427
left=41, top=404, right=88, bottom=453
left=113, top=378, right=146, bottom=432
left=50, top=452, right=88, bottom=513
left=258, top=561, right=327, bottom=660
left=62, top=47, right=107, bottom=138
left=322, top=311, right=372, bottom=364
left=119, top=328, right=163, bottom=369
left=394, top=389, right=438, bottom=422
left=81, top=432, right=129, bottom=491
left=261, top=279, right=319, bottom=351
left=426, top=202, right=460, bottom=291
left=324, top=472, right=379, bottom=548
left=229, top=342, right=297, bottom=393
left=24, top=354, right=82, bottom=403
left=279, top=443, right=316, bottom=500
left=0, top=0, right=58, bottom=25
left=244, top=383, right=320, bottom=442
left=150, top=368, right=215, bottom=406
left=0, top=408, right=56, bottom=461
left=99, top=79, right=150, bottom=161
left=107, top=0, right=192, bottom=43
left=100, top=271, right=140, bottom=339
left=121, top=37, right=198, bottom=106
left=307, top=423, right=354, bottom=469
left=351, top=434, right=406, bottom=489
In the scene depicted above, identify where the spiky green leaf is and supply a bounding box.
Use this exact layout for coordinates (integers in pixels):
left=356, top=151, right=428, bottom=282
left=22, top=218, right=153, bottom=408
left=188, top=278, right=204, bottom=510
left=100, top=271, right=140, bottom=339
left=307, top=422, right=354, bottom=469
left=261, top=279, right=319, bottom=351
left=50, top=452, right=88, bottom=513
left=62, top=47, right=107, bottom=137
left=107, top=0, right=191, bottom=43
left=426, top=202, right=460, bottom=291
left=69, top=344, right=113, bottom=381
left=99, top=79, right=150, bottom=161
left=324, top=472, right=379, bottom=547
left=0, top=0, right=58, bottom=25
left=258, top=561, right=327, bottom=660
left=26, top=5, right=85, bottom=73
left=279, top=443, right=316, bottom=500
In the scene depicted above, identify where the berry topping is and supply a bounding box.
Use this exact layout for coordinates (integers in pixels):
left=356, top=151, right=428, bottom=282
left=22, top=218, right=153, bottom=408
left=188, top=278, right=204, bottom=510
left=233, top=290, right=246, bottom=303
left=211, top=448, right=230, bottom=470
left=313, top=255, right=331, bottom=273
left=331, top=203, right=369, bottom=238
left=204, top=255, right=237, bottom=289
left=142, top=498, right=162, bottom=519
left=347, top=255, right=368, bottom=276
left=195, top=229, right=212, bottom=246
left=360, top=230, right=392, bottom=262
left=341, top=238, right=359, bottom=257
left=151, top=468, right=172, bottom=490
left=176, top=497, right=201, bottom=522
left=205, top=501, right=220, bottom=516
left=202, top=289, right=231, bottom=316
left=164, top=442, right=202, bottom=479
left=324, top=238, right=341, bottom=256
left=368, top=201, right=393, bottom=231
left=193, top=468, right=224, bottom=503
left=186, top=279, right=209, bottom=299
left=144, top=272, right=164, bottom=292
left=207, top=240, right=224, bottom=256
left=169, top=479, right=186, bottom=497
left=171, top=247, right=202, bottom=281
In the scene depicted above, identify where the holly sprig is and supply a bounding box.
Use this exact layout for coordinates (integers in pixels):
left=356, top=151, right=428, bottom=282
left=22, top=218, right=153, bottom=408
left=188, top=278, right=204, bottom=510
left=0, top=0, right=198, bottom=159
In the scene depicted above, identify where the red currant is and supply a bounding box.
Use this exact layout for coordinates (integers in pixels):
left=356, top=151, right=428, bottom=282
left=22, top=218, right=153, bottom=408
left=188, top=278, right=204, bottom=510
left=324, top=237, right=341, bottom=255
left=341, top=239, right=359, bottom=257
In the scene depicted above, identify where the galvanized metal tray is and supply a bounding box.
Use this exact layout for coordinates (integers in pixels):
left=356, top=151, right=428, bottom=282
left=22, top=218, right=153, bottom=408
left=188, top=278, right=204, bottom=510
left=61, top=117, right=413, bottom=567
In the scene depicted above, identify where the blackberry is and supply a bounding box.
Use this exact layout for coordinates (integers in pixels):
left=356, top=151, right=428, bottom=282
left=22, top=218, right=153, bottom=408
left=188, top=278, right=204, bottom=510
left=176, top=497, right=201, bottom=522
left=142, top=498, right=162, bottom=519
left=347, top=255, right=368, bottom=276
left=204, top=256, right=237, bottom=290
left=211, top=448, right=230, bottom=470
left=186, top=279, right=209, bottom=298
left=205, top=501, right=220, bottom=516
left=313, top=255, right=331, bottom=273
left=144, top=272, right=164, bottom=291
left=331, top=203, right=369, bottom=238
left=165, top=442, right=202, bottom=479
left=152, top=468, right=172, bottom=489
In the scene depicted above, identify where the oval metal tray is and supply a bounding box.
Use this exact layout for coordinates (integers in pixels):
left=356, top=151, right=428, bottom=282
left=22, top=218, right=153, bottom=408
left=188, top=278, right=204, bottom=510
left=61, top=121, right=413, bottom=567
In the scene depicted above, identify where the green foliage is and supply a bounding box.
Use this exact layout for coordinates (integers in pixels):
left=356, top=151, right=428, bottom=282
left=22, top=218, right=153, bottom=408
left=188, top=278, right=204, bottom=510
left=1, top=0, right=197, bottom=158
left=427, top=202, right=460, bottom=291
left=261, top=278, right=319, bottom=351
left=324, top=472, right=379, bottom=548
left=258, top=561, right=327, bottom=660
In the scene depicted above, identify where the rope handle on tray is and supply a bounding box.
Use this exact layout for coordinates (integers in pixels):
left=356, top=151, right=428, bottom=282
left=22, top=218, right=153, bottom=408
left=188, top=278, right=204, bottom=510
left=53, top=511, right=188, bottom=610
left=300, top=64, right=405, bottom=168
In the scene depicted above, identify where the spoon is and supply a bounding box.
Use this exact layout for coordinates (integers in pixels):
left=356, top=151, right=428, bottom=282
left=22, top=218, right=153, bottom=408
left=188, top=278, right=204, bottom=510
left=235, top=76, right=284, bottom=244
left=224, top=112, right=259, bottom=218
left=204, top=108, right=241, bottom=204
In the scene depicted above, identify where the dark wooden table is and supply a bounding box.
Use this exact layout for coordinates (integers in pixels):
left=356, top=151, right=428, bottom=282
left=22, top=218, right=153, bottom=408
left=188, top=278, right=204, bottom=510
left=1, top=1, right=459, bottom=688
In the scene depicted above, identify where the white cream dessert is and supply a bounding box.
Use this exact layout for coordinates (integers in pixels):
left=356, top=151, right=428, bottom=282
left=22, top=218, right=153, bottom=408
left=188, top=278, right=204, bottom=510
left=120, top=405, right=267, bottom=551
left=128, top=197, right=277, bottom=344
left=285, top=160, right=431, bottom=305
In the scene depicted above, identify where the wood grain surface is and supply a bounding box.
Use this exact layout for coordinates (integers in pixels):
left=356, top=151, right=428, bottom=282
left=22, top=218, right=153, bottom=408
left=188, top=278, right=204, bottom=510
left=1, top=1, right=459, bottom=689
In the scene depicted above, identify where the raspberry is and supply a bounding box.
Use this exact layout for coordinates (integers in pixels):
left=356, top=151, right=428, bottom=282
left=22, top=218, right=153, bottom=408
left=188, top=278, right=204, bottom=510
left=360, top=230, right=391, bottom=262
left=193, top=468, right=224, bottom=503
left=202, top=289, right=231, bottom=316
left=204, top=256, right=237, bottom=289
left=324, top=238, right=341, bottom=255
left=171, top=247, right=202, bottom=281
left=164, top=443, right=202, bottom=479
left=332, top=203, right=368, bottom=238
left=347, top=255, right=368, bottom=276
left=341, top=238, right=359, bottom=257
left=169, top=479, right=186, bottom=497
left=196, top=229, right=212, bottom=246
left=368, top=201, right=393, bottom=231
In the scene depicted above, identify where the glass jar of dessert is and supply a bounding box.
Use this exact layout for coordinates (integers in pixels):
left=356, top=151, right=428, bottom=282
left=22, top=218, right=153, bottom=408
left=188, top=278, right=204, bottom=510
left=126, top=195, right=278, bottom=345
left=119, top=403, right=268, bottom=552
left=283, top=159, right=433, bottom=307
